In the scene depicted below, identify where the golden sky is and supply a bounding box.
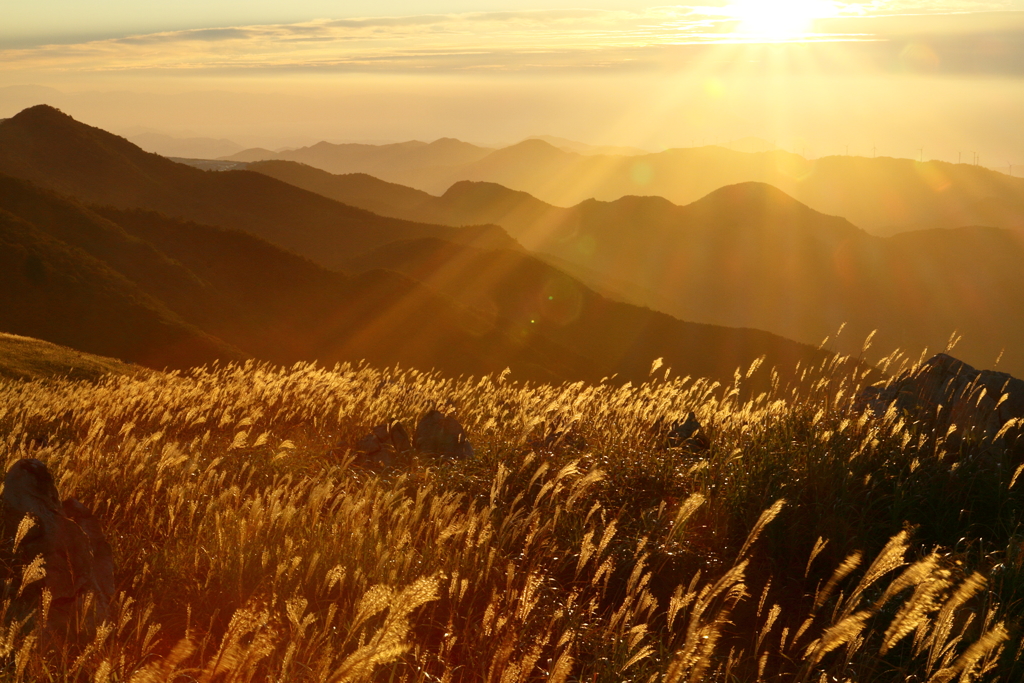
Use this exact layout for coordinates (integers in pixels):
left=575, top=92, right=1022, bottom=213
left=2, top=2, right=1022, bottom=166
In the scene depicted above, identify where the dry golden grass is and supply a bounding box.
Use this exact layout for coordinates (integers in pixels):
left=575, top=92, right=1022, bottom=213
left=0, top=351, right=1020, bottom=681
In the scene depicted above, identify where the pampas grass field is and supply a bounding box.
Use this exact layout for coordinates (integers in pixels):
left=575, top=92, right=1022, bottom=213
left=0, top=347, right=1021, bottom=681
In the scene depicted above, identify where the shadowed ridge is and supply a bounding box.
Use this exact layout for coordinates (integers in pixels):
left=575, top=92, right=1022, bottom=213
left=489, top=137, right=576, bottom=158
left=221, top=147, right=280, bottom=162
left=686, top=181, right=855, bottom=221
left=469, top=138, right=578, bottom=177
left=426, top=137, right=489, bottom=155
left=434, top=181, right=556, bottom=230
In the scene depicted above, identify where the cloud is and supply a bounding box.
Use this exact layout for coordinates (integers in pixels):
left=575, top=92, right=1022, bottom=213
left=1, top=7, right=1023, bottom=79
left=116, top=27, right=258, bottom=45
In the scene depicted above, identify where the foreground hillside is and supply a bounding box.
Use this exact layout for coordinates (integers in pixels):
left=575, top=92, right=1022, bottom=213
left=0, top=354, right=1021, bottom=681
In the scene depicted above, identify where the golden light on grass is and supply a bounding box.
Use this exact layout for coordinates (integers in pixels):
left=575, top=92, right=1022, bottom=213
left=0, top=346, right=1017, bottom=680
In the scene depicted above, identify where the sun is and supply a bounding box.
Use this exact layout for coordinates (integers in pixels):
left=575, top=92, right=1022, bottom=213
left=727, top=0, right=839, bottom=41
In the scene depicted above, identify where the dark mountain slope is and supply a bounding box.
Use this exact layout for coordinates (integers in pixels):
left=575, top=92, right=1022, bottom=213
left=344, top=237, right=842, bottom=387
left=0, top=169, right=835, bottom=386
left=93, top=206, right=586, bottom=381
left=0, top=207, right=239, bottom=369
left=0, top=106, right=514, bottom=269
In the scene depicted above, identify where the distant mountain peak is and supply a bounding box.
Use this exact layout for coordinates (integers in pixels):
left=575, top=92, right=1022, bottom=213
left=443, top=180, right=535, bottom=201
left=510, top=138, right=565, bottom=152
left=699, top=181, right=807, bottom=205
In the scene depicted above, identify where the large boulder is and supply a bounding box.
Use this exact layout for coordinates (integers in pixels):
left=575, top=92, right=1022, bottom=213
left=0, top=459, right=115, bottom=636
left=857, top=353, right=1024, bottom=457
left=414, top=410, right=474, bottom=460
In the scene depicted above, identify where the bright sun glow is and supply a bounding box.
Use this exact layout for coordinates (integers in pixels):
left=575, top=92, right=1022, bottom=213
left=727, top=0, right=839, bottom=41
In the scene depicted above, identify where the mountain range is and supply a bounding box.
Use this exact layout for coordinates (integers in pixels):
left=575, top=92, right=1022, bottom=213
left=247, top=160, right=1024, bottom=377
left=0, top=105, right=836, bottom=387
left=224, top=137, right=1024, bottom=236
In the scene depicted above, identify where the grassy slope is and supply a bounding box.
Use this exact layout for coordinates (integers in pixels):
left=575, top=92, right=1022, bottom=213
left=0, top=355, right=1019, bottom=681
left=0, top=332, right=139, bottom=381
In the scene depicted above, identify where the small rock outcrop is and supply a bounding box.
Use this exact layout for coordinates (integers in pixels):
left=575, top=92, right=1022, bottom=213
left=1, top=459, right=115, bottom=636
left=657, top=412, right=711, bottom=453
left=857, top=353, right=1024, bottom=457
left=414, top=410, right=474, bottom=460
left=355, top=419, right=412, bottom=467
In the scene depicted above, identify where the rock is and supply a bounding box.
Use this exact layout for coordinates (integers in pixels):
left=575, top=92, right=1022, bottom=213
left=1, top=459, right=115, bottom=636
left=355, top=419, right=412, bottom=468
left=414, top=410, right=474, bottom=459
left=857, top=353, right=1024, bottom=457
left=657, top=412, right=711, bottom=452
